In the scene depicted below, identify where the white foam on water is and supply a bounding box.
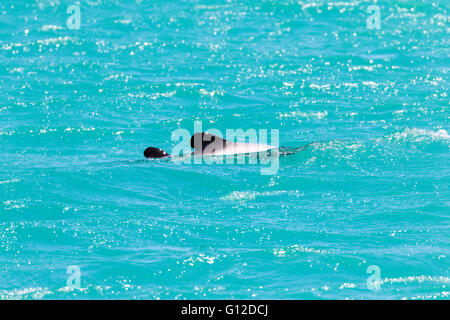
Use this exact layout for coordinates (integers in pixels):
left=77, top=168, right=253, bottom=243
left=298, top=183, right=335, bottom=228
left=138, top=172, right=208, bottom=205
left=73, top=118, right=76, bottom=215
left=221, top=190, right=301, bottom=202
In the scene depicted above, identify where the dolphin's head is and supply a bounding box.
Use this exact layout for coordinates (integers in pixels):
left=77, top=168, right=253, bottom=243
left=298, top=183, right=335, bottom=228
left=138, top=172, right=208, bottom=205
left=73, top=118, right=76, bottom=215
left=144, top=147, right=170, bottom=158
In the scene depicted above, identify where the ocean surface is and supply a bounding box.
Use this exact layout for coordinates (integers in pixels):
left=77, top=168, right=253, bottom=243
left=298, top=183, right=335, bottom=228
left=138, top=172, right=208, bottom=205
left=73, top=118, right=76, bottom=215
left=0, top=0, right=449, bottom=299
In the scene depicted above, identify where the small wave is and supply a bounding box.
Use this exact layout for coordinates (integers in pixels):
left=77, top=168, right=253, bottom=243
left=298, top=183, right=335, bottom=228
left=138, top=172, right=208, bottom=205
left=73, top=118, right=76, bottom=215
left=220, top=190, right=301, bottom=202
left=379, top=128, right=450, bottom=144
left=273, top=244, right=330, bottom=257
left=3, top=200, right=28, bottom=210
left=382, top=275, right=450, bottom=285
left=338, top=282, right=357, bottom=290
left=277, top=110, right=328, bottom=120
left=114, top=19, right=132, bottom=25
left=0, top=127, right=136, bottom=137
left=309, top=83, right=331, bottom=90
left=0, top=287, right=52, bottom=300
left=41, top=25, right=62, bottom=32
left=182, top=253, right=223, bottom=266
left=199, top=88, right=224, bottom=98
left=37, top=36, right=74, bottom=46
left=0, top=179, right=20, bottom=185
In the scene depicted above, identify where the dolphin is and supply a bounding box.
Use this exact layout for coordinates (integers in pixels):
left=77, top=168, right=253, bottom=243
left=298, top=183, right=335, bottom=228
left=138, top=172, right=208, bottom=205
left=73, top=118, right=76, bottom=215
left=144, top=132, right=277, bottom=158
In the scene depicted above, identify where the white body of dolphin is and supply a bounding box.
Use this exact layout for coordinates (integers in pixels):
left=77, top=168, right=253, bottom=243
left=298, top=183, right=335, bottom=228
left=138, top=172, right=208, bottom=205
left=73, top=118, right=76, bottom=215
left=202, top=141, right=275, bottom=156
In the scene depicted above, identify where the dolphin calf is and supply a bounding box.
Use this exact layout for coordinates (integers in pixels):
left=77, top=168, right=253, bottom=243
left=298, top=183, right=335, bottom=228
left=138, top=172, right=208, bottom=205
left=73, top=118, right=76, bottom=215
left=144, top=132, right=276, bottom=158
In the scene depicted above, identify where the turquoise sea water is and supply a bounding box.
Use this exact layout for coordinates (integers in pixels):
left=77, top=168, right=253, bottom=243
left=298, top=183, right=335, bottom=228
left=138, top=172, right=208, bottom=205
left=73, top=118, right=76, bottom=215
left=1, top=0, right=449, bottom=299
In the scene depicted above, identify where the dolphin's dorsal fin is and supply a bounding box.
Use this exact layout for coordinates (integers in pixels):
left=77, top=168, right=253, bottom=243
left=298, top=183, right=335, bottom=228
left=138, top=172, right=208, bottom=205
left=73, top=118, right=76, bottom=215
left=190, top=132, right=228, bottom=151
